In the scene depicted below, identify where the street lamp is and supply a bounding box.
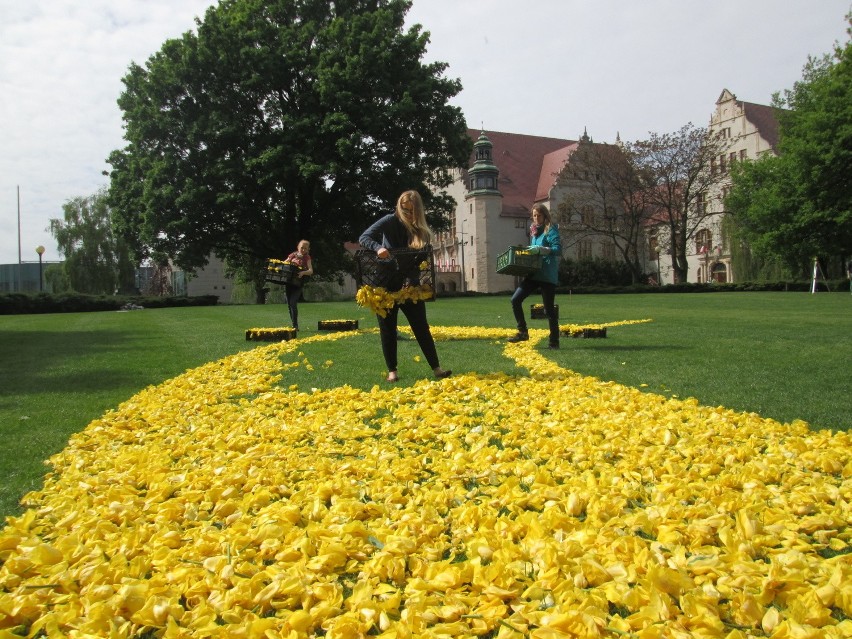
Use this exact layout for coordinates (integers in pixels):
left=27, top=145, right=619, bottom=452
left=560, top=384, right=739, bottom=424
left=35, top=245, right=45, bottom=292
left=457, top=219, right=467, bottom=292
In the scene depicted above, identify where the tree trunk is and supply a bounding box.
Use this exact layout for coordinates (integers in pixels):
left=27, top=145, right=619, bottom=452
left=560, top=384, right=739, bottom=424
left=255, top=280, right=268, bottom=305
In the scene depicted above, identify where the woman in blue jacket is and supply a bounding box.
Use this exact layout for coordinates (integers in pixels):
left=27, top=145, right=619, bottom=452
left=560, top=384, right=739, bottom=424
left=359, top=190, right=452, bottom=382
left=507, top=203, right=562, bottom=349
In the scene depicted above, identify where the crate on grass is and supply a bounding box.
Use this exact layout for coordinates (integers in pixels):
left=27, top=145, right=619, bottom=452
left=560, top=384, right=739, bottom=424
left=354, top=247, right=436, bottom=299
left=530, top=304, right=559, bottom=319
left=318, top=320, right=359, bottom=331
left=562, top=327, right=607, bottom=339
left=245, top=328, right=297, bottom=342
left=496, top=246, right=541, bottom=276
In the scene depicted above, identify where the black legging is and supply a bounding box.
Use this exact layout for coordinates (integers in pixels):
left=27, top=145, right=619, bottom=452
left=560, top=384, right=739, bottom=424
left=376, top=300, right=440, bottom=372
left=285, top=283, right=302, bottom=328
left=511, top=278, right=559, bottom=343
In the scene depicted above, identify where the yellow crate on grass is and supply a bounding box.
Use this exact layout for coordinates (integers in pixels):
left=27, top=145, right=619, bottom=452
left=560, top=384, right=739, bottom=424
left=496, top=246, right=541, bottom=276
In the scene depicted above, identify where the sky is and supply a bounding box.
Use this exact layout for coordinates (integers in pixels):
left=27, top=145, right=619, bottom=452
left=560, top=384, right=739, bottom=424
left=1, top=0, right=849, bottom=266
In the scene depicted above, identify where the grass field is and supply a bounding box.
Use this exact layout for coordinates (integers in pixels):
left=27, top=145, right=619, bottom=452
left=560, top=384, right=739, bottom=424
left=1, top=291, right=850, bottom=519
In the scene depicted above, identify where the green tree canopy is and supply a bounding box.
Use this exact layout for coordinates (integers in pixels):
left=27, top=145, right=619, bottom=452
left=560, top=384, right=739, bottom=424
left=107, top=0, right=471, bottom=298
left=726, top=19, right=852, bottom=275
left=49, top=190, right=136, bottom=295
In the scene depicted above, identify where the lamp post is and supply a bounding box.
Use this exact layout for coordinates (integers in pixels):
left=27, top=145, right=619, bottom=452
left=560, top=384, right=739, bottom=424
left=458, top=219, right=467, bottom=292
left=35, top=245, right=45, bottom=292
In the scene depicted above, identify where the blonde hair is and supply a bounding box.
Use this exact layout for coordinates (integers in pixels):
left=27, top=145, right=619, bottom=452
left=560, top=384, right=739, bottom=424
left=532, top=203, right=553, bottom=232
left=396, top=190, right=432, bottom=249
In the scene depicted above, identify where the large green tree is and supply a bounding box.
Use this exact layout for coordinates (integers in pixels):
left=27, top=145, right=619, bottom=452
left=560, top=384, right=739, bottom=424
left=726, top=20, right=851, bottom=276
left=48, top=190, right=136, bottom=295
left=107, top=0, right=471, bottom=301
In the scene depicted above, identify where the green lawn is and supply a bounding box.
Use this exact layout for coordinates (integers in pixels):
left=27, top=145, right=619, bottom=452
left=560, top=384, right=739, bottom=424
left=1, top=292, right=850, bottom=519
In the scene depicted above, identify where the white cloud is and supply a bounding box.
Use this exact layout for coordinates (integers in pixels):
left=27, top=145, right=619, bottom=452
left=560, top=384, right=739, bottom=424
left=1, top=0, right=848, bottom=264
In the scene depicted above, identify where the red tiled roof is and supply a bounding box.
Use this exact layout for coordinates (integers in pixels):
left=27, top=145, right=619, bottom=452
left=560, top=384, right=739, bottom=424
left=465, top=129, right=575, bottom=217
left=536, top=144, right=578, bottom=201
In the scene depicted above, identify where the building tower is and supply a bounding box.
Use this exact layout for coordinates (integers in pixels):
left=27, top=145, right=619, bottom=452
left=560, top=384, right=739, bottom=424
left=463, top=131, right=504, bottom=292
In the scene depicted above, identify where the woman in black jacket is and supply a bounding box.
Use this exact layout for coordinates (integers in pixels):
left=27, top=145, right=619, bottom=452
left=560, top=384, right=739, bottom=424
left=359, top=190, right=451, bottom=382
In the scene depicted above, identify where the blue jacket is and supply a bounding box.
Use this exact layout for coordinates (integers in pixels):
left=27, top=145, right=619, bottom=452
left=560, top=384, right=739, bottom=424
left=530, top=226, right=561, bottom=284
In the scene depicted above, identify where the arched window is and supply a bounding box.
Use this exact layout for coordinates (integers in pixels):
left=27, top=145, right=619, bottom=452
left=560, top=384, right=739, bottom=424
left=711, top=262, right=728, bottom=283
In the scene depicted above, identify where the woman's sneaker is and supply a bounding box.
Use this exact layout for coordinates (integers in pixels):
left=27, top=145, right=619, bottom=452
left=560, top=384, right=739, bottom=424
left=507, top=330, right=529, bottom=343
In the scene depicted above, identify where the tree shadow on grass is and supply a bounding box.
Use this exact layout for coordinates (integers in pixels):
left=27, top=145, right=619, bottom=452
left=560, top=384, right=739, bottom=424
left=0, top=327, right=172, bottom=399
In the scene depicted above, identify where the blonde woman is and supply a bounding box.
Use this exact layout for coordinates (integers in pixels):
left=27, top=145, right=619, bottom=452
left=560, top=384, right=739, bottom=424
left=283, top=239, right=313, bottom=330
left=359, top=190, right=451, bottom=382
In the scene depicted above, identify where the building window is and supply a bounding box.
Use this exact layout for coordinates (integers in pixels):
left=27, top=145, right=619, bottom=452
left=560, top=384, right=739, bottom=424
left=696, top=192, right=707, bottom=215
left=719, top=154, right=727, bottom=174
left=578, top=241, right=593, bottom=260
left=696, top=229, right=712, bottom=255
left=740, top=149, right=747, bottom=161
left=581, top=206, right=594, bottom=225
left=602, top=242, right=615, bottom=261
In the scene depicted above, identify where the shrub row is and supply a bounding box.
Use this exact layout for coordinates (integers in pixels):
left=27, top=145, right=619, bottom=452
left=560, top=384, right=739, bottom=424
left=0, top=293, right=220, bottom=315
left=555, top=280, right=848, bottom=295
left=3, top=280, right=847, bottom=313
left=436, top=279, right=848, bottom=298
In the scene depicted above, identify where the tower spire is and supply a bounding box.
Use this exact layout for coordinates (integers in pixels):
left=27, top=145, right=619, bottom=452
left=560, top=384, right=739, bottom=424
left=465, top=131, right=501, bottom=196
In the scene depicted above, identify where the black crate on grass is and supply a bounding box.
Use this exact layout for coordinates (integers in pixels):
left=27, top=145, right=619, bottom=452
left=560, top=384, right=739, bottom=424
left=354, top=247, right=436, bottom=298
left=530, top=304, right=559, bottom=319
left=318, top=320, right=359, bottom=331
left=496, top=246, right=541, bottom=276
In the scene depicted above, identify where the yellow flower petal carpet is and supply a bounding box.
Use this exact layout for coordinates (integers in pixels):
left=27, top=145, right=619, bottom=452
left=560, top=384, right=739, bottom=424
left=1, top=327, right=850, bottom=639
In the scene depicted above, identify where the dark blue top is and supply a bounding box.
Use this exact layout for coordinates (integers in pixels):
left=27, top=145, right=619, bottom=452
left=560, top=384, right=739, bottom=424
left=359, top=214, right=410, bottom=252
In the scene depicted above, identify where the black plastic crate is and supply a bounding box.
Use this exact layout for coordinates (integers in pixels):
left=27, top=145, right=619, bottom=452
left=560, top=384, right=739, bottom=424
left=266, top=260, right=300, bottom=285
left=354, top=247, right=436, bottom=298
left=531, top=304, right=559, bottom=319
left=496, top=246, right=541, bottom=276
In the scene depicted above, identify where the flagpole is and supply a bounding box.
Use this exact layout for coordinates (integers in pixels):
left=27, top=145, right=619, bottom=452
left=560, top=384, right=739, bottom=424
left=17, top=185, right=22, bottom=292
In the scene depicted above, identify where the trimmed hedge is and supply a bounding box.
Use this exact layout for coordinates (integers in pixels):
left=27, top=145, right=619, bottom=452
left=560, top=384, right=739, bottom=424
left=434, top=279, right=847, bottom=298
left=0, top=293, right=219, bottom=315
left=554, top=280, right=848, bottom=295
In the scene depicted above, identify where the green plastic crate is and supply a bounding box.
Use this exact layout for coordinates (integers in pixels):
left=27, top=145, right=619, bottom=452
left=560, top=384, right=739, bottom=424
left=496, top=246, right=541, bottom=275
